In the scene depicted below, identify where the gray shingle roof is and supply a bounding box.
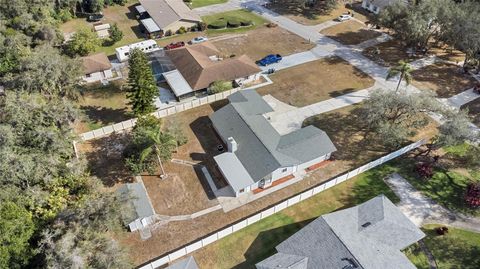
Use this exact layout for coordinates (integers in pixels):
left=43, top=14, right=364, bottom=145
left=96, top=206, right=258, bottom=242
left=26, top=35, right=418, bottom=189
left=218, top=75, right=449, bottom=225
left=257, top=195, right=425, bottom=269
left=117, top=182, right=155, bottom=224
left=210, top=90, right=337, bottom=187
left=256, top=253, right=309, bottom=269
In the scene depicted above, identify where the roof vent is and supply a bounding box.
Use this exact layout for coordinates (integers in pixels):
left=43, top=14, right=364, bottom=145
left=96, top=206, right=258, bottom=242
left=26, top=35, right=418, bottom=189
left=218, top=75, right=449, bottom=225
left=361, top=222, right=371, bottom=228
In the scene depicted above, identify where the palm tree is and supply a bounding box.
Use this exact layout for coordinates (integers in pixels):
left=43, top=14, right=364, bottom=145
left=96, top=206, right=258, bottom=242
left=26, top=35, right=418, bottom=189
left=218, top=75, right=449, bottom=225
left=386, top=60, right=413, bottom=92
left=138, top=128, right=177, bottom=178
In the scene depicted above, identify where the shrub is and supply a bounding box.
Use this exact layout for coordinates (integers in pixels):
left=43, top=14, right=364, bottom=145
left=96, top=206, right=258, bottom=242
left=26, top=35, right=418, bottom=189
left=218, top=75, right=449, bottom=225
left=197, top=22, right=207, bottom=31
left=164, top=29, right=172, bottom=36
left=415, top=162, right=434, bottom=179
left=177, top=26, right=187, bottom=34
left=240, top=20, right=253, bottom=26
left=208, top=20, right=227, bottom=29
left=109, top=23, right=123, bottom=44
left=465, top=182, right=480, bottom=208
left=208, top=80, right=233, bottom=94
left=227, top=18, right=241, bottom=28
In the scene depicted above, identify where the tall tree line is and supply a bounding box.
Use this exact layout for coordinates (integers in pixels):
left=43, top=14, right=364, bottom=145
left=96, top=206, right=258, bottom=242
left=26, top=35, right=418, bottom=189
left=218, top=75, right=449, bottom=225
left=0, top=1, right=131, bottom=268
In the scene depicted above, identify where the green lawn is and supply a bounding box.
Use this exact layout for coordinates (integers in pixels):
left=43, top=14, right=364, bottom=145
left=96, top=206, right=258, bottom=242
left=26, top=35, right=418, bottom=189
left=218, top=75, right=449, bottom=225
left=188, top=0, right=228, bottom=8
left=407, top=224, right=480, bottom=269
left=404, top=243, right=430, bottom=269
left=193, top=164, right=400, bottom=268
left=201, top=9, right=268, bottom=35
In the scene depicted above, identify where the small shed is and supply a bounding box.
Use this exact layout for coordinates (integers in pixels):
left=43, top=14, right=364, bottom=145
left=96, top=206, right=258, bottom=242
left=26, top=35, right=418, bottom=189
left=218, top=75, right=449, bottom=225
left=117, top=181, right=156, bottom=232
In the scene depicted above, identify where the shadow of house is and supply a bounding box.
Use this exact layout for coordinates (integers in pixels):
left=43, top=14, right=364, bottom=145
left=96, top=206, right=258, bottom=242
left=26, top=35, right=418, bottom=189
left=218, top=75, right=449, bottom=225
left=232, top=219, right=314, bottom=269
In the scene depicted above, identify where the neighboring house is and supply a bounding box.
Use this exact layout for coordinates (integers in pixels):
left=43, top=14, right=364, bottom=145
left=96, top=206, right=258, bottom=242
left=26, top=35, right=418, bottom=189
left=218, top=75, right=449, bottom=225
left=115, top=39, right=160, bottom=62
left=165, top=256, right=199, bottom=269
left=165, top=42, right=261, bottom=100
left=80, top=52, right=113, bottom=83
left=362, top=0, right=402, bottom=14
left=210, top=90, right=337, bottom=197
left=137, top=0, right=202, bottom=37
left=256, top=195, right=425, bottom=269
left=117, top=182, right=156, bottom=232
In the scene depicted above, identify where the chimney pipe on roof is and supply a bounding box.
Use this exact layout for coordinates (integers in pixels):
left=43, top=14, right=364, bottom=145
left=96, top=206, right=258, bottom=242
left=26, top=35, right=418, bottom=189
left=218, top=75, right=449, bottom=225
left=227, top=137, right=237, bottom=153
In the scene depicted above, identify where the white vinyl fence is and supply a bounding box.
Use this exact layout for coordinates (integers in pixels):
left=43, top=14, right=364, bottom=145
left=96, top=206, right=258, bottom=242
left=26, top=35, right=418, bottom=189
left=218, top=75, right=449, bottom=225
left=138, top=139, right=426, bottom=269
left=79, top=75, right=273, bottom=141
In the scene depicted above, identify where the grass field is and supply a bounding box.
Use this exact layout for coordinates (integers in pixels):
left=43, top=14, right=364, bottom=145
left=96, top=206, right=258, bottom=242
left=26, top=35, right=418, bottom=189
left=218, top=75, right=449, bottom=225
left=256, top=57, right=374, bottom=107
left=269, top=0, right=370, bottom=25
left=320, top=20, right=381, bottom=45
left=193, top=164, right=400, bottom=268
left=408, top=224, right=480, bottom=269
left=202, top=9, right=268, bottom=35
left=188, top=0, right=227, bottom=8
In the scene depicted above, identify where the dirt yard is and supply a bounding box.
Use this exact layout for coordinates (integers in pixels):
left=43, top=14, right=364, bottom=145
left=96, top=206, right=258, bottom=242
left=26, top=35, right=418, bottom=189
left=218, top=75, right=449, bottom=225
left=256, top=57, right=375, bottom=107
left=320, top=20, right=381, bottom=45
left=412, top=63, right=478, bottom=98
left=212, top=26, right=315, bottom=61
left=462, top=98, right=480, bottom=126
left=268, top=0, right=370, bottom=25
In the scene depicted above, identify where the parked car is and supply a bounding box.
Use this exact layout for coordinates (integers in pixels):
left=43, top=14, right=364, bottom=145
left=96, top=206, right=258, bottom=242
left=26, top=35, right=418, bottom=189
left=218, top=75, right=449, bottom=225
left=190, top=36, right=208, bottom=44
left=164, top=41, right=185, bottom=50
left=87, top=13, right=104, bottom=22
left=337, top=14, right=352, bottom=22
left=256, top=54, right=282, bottom=66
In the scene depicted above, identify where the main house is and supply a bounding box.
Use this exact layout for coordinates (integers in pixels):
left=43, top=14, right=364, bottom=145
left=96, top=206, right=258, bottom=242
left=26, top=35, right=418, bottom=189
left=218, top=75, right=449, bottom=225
left=165, top=42, right=261, bottom=100
left=210, top=90, right=337, bottom=197
left=257, top=195, right=425, bottom=269
left=137, top=0, right=202, bottom=37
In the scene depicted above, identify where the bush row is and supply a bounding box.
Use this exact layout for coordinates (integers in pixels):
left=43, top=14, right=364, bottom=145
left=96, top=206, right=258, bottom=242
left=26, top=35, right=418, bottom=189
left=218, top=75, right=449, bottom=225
left=208, top=18, right=253, bottom=29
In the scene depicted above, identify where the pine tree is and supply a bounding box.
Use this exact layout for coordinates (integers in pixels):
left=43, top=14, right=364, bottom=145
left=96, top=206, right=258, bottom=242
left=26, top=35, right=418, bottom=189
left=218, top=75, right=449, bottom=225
left=126, top=48, right=158, bottom=116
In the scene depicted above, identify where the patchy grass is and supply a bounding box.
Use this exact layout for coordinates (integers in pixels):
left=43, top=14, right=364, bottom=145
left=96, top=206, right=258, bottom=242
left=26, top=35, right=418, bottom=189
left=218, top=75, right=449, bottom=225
left=268, top=0, right=370, bottom=25
left=320, top=20, right=381, bottom=45
left=76, top=80, right=131, bottom=133
left=408, top=225, right=480, bottom=269
left=404, top=243, right=430, bottom=269
left=412, top=62, right=477, bottom=98
left=202, top=9, right=268, bottom=35
left=212, top=26, right=314, bottom=60
left=193, top=164, right=399, bottom=268
left=362, top=39, right=419, bottom=67
left=256, top=57, right=374, bottom=107
left=188, top=0, right=227, bottom=8
left=461, top=97, right=480, bottom=126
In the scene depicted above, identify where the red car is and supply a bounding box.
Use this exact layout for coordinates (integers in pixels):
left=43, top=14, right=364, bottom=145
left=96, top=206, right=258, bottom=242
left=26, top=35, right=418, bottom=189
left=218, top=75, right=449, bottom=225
left=164, top=41, right=185, bottom=50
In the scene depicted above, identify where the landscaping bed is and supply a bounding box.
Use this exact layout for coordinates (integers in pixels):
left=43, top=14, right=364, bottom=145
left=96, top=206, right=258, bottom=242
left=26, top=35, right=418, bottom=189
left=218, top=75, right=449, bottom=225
left=75, top=80, right=131, bottom=133
left=407, top=224, right=480, bottom=269
left=268, top=0, right=370, bottom=25
left=256, top=57, right=375, bottom=107
left=461, top=97, right=480, bottom=126
left=320, top=20, right=381, bottom=45
left=412, top=62, right=477, bottom=98
left=212, top=26, right=314, bottom=60
left=202, top=9, right=267, bottom=35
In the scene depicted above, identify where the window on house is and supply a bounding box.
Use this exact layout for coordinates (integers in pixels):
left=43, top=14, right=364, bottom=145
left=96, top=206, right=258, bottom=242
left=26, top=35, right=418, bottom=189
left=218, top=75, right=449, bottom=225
left=239, top=188, right=245, bottom=193
left=125, top=52, right=129, bottom=56
left=86, top=73, right=92, bottom=78
left=282, top=168, right=288, bottom=173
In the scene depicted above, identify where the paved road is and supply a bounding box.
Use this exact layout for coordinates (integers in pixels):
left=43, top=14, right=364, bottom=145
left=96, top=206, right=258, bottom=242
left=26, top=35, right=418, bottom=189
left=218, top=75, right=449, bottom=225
left=385, top=173, right=480, bottom=232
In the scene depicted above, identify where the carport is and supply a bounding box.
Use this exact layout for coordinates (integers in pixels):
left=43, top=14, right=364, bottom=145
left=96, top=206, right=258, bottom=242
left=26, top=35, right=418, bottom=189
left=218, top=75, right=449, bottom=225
left=163, top=69, right=195, bottom=100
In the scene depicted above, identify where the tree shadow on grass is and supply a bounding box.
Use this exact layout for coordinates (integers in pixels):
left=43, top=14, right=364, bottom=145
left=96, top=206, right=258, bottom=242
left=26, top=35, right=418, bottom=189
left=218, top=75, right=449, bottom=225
left=269, top=0, right=334, bottom=20
left=232, top=219, right=314, bottom=269
left=327, top=29, right=381, bottom=46
left=81, top=105, right=130, bottom=127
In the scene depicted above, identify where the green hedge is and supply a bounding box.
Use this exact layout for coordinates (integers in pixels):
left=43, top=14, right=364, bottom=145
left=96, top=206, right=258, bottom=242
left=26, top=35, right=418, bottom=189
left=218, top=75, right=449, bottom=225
left=227, top=18, right=240, bottom=28
left=240, top=20, right=252, bottom=26
left=208, top=20, right=227, bottom=29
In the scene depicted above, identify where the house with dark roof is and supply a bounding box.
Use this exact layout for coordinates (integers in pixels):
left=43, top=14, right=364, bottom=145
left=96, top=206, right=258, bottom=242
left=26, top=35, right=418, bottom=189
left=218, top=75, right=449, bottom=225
left=165, top=42, right=261, bottom=100
left=80, top=52, right=113, bottom=83
left=137, top=0, right=201, bottom=37
left=362, top=0, right=406, bottom=14
left=210, top=90, right=336, bottom=196
left=256, top=195, right=425, bottom=269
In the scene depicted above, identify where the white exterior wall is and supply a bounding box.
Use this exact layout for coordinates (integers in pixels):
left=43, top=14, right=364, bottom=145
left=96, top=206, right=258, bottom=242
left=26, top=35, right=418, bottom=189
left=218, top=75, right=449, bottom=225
left=297, top=154, right=330, bottom=171
left=362, top=0, right=381, bottom=14
left=270, top=166, right=296, bottom=181
left=82, top=70, right=113, bottom=83
left=235, top=74, right=260, bottom=87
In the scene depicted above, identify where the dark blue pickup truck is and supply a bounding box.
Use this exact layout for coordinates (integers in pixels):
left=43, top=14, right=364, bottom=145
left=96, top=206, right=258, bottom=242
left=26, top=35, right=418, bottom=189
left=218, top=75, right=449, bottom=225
left=256, top=54, right=282, bottom=66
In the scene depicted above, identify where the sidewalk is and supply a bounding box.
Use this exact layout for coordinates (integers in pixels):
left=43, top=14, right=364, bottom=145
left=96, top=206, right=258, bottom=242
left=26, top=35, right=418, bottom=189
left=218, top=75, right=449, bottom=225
left=385, top=173, right=480, bottom=232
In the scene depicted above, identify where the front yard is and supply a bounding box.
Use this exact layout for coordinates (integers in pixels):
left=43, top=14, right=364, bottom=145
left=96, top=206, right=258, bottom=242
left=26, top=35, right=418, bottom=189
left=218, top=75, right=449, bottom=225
left=202, top=9, right=268, bottom=35
left=212, top=26, right=315, bottom=60
left=188, top=0, right=227, bottom=9
left=320, top=20, right=381, bottom=45
left=256, top=57, right=375, bottom=107
left=407, top=224, right=480, bottom=269
left=268, top=0, right=370, bottom=25
left=412, top=62, right=477, bottom=98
